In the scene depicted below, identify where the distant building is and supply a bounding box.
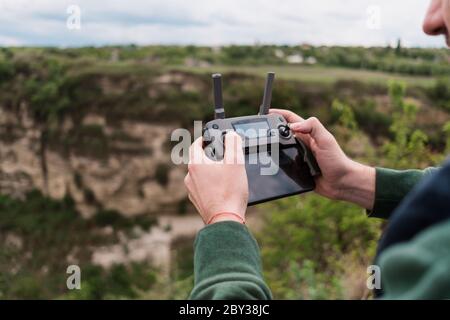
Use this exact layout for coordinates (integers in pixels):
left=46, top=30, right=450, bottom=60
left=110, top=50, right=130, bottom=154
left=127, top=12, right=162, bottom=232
left=184, top=58, right=211, bottom=68
left=286, top=54, right=304, bottom=64
left=274, top=49, right=285, bottom=58
left=305, top=56, right=317, bottom=65
left=212, top=46, right=222, bottom=54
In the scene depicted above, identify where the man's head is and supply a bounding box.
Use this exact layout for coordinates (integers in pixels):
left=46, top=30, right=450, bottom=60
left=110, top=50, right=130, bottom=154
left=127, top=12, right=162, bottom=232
left=423, top=0, right=450, bottom=47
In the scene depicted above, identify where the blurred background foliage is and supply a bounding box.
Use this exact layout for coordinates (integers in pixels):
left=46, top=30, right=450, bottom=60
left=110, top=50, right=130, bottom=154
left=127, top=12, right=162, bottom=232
left=0, top=44, right=449, bottom=299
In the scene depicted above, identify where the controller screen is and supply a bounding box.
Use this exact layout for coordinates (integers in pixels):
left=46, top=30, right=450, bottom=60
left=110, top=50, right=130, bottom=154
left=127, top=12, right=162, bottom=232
left=233, top=119, right=270, bottom=139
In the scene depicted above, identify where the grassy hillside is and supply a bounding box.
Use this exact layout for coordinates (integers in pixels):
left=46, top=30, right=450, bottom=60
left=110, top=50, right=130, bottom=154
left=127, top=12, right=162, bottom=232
left=175, top=65, right=436, bottom=87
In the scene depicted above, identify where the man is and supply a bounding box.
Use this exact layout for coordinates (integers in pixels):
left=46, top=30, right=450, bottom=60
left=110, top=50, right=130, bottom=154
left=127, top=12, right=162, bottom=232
left=184, top=0, right=450, bottom=300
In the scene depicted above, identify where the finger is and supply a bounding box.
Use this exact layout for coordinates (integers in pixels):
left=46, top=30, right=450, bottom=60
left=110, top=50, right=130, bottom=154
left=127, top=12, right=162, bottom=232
left=269, top=109, right=304, bottom=123
left=289, top=117, right=333, bottom=145
left=224, top=132, right=244, bottom=165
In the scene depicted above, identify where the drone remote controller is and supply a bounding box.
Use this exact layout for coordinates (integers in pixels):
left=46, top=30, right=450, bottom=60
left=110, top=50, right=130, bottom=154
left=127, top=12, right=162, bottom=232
left=203, top=72, right=321, bottom=206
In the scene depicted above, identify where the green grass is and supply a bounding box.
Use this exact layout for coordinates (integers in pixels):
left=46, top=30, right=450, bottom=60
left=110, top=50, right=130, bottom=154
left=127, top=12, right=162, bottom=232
left=173, top=65, right=435, bottom=87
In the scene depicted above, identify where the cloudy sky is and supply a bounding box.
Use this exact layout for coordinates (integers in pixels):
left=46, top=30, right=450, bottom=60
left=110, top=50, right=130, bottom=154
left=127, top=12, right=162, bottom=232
left=0, top=0, right=446, bottom=47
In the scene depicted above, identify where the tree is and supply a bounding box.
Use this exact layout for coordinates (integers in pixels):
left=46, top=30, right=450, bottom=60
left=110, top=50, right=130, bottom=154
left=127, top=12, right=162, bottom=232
left=395, top=38, right=402, bottom=56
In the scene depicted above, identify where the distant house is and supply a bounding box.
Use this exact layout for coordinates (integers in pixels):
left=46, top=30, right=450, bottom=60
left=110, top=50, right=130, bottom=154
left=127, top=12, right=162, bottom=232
left=184, top=58, right=211, bottom=68
left=286, top=54, right=304, bottom=64
left=305, top=56, right=317, bottom=65
left=274, top=49, right=285, bottom=59
left=212, top=46, right=222, bottom=54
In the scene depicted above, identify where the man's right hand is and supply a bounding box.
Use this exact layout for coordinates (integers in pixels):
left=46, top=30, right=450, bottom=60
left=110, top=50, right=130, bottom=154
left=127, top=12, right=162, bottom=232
left=270, top=108, right=376, bottom=210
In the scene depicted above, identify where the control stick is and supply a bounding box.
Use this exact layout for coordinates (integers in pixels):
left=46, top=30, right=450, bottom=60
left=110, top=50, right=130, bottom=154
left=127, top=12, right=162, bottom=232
left=212, top=74, right=225, bottom=120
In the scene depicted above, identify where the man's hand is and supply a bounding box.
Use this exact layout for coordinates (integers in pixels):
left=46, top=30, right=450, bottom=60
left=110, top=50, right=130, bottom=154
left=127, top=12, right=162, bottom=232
left=184, top=132, right=249, bottom=224
left=270, top=109, right=376, bottom=210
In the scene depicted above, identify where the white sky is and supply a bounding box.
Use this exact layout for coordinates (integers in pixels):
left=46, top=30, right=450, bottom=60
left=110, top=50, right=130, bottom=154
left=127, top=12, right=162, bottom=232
left=0, top=0, right=446, bottom=47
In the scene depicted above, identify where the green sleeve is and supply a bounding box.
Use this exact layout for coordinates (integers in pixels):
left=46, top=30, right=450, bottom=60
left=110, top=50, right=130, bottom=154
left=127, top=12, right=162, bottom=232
left=189, top=221, right=272, bottom=300
left=368, top=167, right=437, bottom=219
left=379, top=220, right=450, bottom=299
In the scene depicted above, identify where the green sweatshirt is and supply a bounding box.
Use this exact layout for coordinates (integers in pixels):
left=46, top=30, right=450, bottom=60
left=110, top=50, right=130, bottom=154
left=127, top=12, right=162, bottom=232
left=189, top=167, right=450, bottom=300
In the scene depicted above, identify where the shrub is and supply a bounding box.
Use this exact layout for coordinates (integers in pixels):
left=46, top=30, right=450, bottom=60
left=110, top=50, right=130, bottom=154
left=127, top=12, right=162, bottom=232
left=259, top=196, right=380, bottom=299
left=383, top=81, right=431, bottom=168
left=0, top=60, right=15, bottom=83
left=429, top=78, right=450, bottom=111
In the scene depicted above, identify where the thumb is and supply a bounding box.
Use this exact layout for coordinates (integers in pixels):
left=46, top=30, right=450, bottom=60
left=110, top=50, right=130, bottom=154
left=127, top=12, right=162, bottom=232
left=224, top=131, right=244, bottom=165
left=189, top=136, right=214, bottom=165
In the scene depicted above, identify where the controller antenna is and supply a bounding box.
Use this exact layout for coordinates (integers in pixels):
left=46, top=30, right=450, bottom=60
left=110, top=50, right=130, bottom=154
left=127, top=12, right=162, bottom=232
left=212, top=74, right=225, bottom=120
left=259, top=72, right=275, bottom=115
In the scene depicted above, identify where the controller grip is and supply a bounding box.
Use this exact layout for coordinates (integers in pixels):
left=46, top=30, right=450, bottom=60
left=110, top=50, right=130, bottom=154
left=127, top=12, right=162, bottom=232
left=296, top=139, right=321, bottom=177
